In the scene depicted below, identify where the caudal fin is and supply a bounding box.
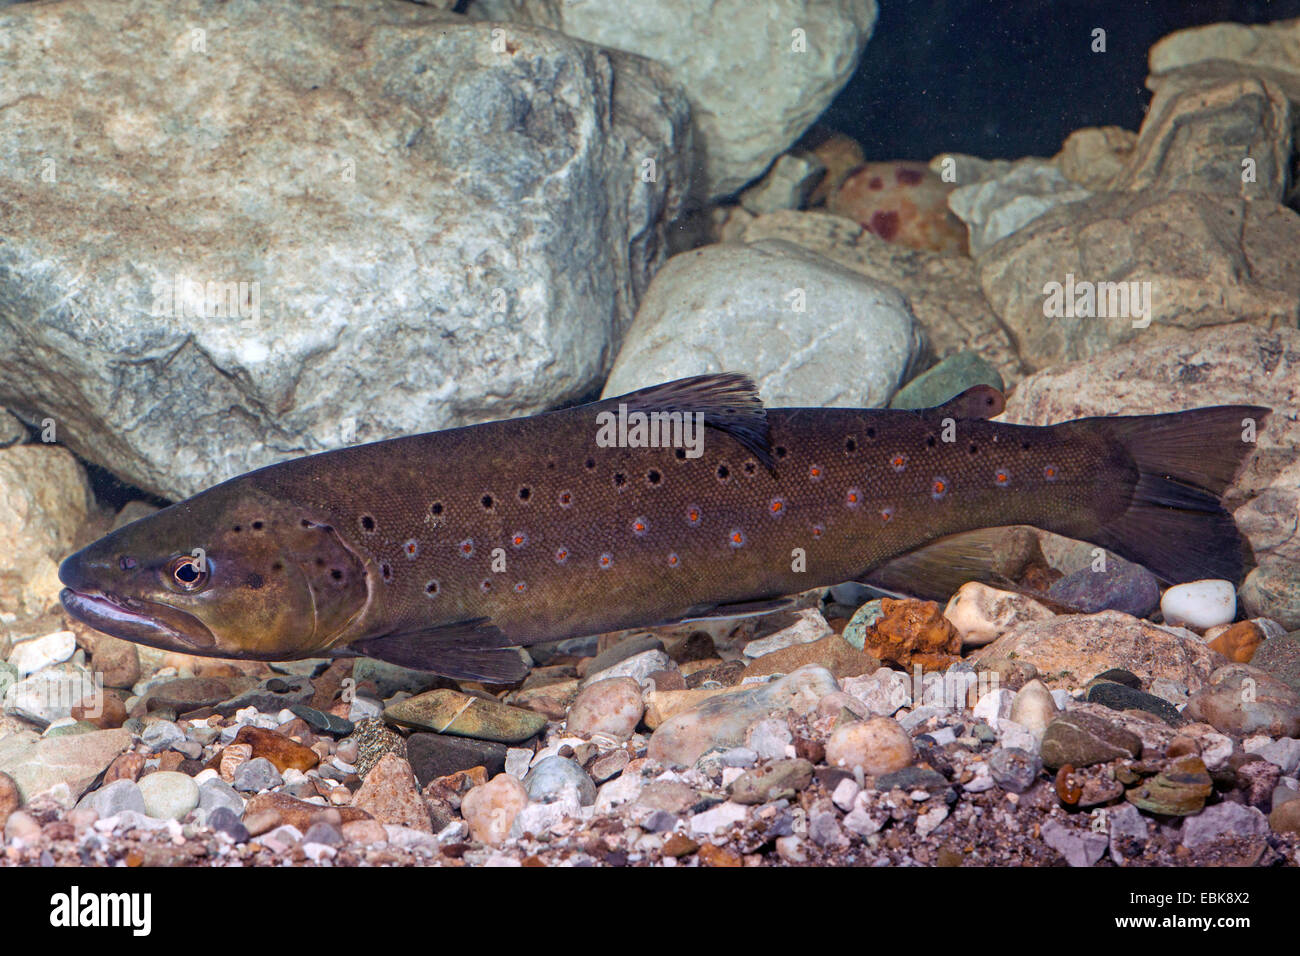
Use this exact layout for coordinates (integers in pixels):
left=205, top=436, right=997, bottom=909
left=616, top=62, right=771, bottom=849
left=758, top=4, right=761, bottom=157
left=1083, top=405, right=1270, bottom=584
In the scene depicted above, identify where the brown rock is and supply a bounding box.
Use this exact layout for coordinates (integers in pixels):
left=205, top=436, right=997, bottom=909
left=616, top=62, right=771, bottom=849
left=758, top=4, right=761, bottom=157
left=1269, top=797, right=1300, bottom=835
left=660, top=833, right=699, bottom=857
left=827, top=161, right=967, bottom=254
left=85, top=633, right=140, bottom=689
left=232, top=726, right=319, bottom=772
left=218, top=743, right=253, bottom=783
left=802, top=126, right=865, bottom=206
left=460, top=773, right=527, bottom=845
left=242, top=792, right=371, bottom=831
left=863, top=599, right=961, bottom=672
left=0, top=771, right=19, bottom=830
left=743, top=633, right=880, bottom=680
left=973, top=611, right=1223, bottom=691
left=1057, top=126, right=1136, bottom=190
left=340, top=818, right=389, bottom=845
left=352, top=753, right=433, bottom=832
left=698, top=843, right=743, bottom=867
left=1206, top=621, right=1264, bottom=663
left=643, top=687, right=740, bottom=730
left=103, top=752, right=145, bottom=785
left=71, top=692, right=127, bottom=729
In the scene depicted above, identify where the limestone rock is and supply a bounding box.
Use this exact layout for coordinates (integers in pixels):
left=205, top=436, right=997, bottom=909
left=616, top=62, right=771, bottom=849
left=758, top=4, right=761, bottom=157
left=947, top=158, right=1092, bottom=256
left=602, top=240, right=921, bottom=408
left=0, top=0, right=689, bottom=499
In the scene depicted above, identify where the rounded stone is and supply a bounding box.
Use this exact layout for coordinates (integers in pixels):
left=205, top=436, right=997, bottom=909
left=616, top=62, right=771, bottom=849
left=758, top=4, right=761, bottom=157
left=522, top=755, right=596, bottom=806
left=461, top=773, right=528, bottom=845
left=137, top=771, right=200, bottom=820
left=825, top=717, right=914, bottom=776
left=1160, top=579, right=1236, bottom=630
left=565, top=677, right=644, bottom=740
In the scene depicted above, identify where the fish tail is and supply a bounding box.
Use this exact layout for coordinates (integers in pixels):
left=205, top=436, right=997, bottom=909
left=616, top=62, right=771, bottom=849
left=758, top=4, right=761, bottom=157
left=1073, top=404, right=1270, bottom=584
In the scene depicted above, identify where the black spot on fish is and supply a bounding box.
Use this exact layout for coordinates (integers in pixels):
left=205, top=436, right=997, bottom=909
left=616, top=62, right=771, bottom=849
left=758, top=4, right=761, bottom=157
left=742, top=460, right=757, bottom=476
left=425, top=580, right=439, bottom=597
left=232, top=525, right=242, bottom=533
left=674, top=449, right=687, bottom=461
left=775, top=446, right=787, bottom=459
left=246, top=572, right=263, bottom=589
left=866, top=427, right=877, bottom=439
left=331, top=568, right=344, bottom=581
left=613, top=472, right=627, bottom=489
left=646, top=469, right=661, bottom=486
left=481, top=494, right=494, bottom=511
left=969, top=443, right=979, bottom=454
left=845, top=437, right=857, bottom=454
left=518, top=487, right=531, bottom=501
left=926, top=435, right=937, bottom=448
left=252, top=520, right=264, bottom=531
left=585, top=457, right=596, bottom=469
left=272, top=561, right=283, bottom=572
left=381, top=562, right=393, bottom=582
left=716, top=464, right=730, bottom=483
left=360, top=515, right=376, bottom=533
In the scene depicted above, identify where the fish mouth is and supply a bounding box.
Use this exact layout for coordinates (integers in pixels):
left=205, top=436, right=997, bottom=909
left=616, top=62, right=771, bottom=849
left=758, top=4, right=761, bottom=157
left=59, top=587, right=217, bottom=652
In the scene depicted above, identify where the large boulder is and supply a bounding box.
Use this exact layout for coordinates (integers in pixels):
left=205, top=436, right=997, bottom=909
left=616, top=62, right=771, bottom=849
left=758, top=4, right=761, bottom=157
left=470, top=0, right=878, bottom=199
left=0, top=0, right=690, bottom=499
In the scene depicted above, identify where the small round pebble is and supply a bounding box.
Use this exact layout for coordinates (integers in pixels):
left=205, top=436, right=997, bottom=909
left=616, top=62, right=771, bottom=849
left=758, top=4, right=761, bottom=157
left=461, top=773, right=528, bottom=845
left=1161, top=579, right=1236, bottom=630
left=137, top=771, right=200, bottom=820
left=566, top=677, right=644, bottom=740
left=523, top=755, right=596, bottom=806
left=825, top=717, right=914, bottom=775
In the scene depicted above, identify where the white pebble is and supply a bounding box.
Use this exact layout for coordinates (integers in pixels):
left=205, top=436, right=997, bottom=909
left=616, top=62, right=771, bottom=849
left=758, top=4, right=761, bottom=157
left=1160, top=579, right=1236, bottom=630
left=9, top=630, right=76, bottom=676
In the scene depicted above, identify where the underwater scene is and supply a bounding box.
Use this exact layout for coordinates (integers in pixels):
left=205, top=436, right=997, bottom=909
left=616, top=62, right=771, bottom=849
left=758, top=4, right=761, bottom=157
left=2, top=0, right=1300, bottom=894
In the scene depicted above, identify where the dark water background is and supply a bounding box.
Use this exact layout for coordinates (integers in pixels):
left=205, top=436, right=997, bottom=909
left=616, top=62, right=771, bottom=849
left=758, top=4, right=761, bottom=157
left=825, top=0, right=1300, bottom=160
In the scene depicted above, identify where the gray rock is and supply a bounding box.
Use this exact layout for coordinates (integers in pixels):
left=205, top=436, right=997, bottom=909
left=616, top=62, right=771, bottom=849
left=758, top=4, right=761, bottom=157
left=1181, top=801, right=1269, bottom=849
left=745, top=718, right=793, bottom=761
left=889, top=351, right=1004, bottom=411
left=232, top=757, right=283, bottom=793
left=197, top=778, right=245, bottom=819
left=1251, top=737, right=1300, bottom=775
left=740, top=152, right=827, bottom=215
left=2, top=666, right=97, bottom=726
left=1107, top=802, right=1150, bottom=866
left=987, top=747, right=1042, bottom=794
left=472, top=0, right=878, bottom=198
left=0, top=728, right=133, bottom=803
left=602, top=241, right=921, bottom=409
left=76, top=779, right=146, bottom=819
left=948, top=158, right=1092, bottom=256
left=206, top=806, right=250, bottom=843
left=0, top=0, right=689, bottom=499
left=1047, top=556, right=1160, bottom=617
left=523, top=756, right=596, bottom=806
left=1041, top=818, right=1108, bottom=867
left=214, top=676, right=313, bottom=717
left=137, top=771, right=200, bottom=820
left=141, top=720, right=187, bottom=754
left=583, top=649, right=673, bottom=687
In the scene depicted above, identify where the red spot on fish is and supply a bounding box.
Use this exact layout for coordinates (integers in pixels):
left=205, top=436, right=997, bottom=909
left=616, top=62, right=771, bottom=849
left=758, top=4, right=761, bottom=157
left=845, top=488, right=862, bottom=509
left=931, top=478, right=949, bottom=500
left=512, top=532, right=528, bottom=548
left=514, top=581, right=527, bottom=593
left=598, top=553, right=613, bottom=569
left=808, top=465, right=823, bottom=481
left=769, top=498, right=785, bottom=516
left=880, top=506, right=894, bottom=522
left=891, top=454, right=907, bottom=472
left=1044, top=464, right=1059, bottom=481
left=729, top=529, right=745, bottom=548
left=994, top=469, right=1011, bottom=487
left=403, top=539, right=419, bottom=559
left=867, top=210, right=900, bottom=241
left=895, top=166, right=924, bottom=186
left=558, top=491, right=573, bottom=508
left=554, top=547, right=569, bottom=564
left=632, top=518, right=649, bottom=536
left=868, top=176, right=883, bottom=190
left=459, top=539, right=474, bottom=557
left=667, top=552, right=680, bottom=567
left=686, top=506, right=702, bottom=526
left=811, top=524, right=824, bottom=538
left=480, top=579, right=492, bottom=593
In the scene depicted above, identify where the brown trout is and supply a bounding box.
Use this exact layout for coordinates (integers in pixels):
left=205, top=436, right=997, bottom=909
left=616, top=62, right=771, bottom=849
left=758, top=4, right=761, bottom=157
left=59, top=374, right=1268, bottom=682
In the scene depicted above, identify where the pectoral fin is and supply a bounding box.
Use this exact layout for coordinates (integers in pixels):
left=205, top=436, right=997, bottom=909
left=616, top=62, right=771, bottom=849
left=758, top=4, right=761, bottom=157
left=347, top=619, right=528, bottom=683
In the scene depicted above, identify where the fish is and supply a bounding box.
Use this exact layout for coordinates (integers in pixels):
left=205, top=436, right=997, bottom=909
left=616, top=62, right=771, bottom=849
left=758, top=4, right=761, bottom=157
left=58, top=373, right=1270, bottom=683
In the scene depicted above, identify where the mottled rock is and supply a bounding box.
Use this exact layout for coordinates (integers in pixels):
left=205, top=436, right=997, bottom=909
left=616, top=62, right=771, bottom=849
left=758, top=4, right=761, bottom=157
left=828, top=161, right=966, bottom=253
left=1057, top=125, right=1137, bottom=190
left=890, top=351, right=1004, bottom=412
left=352, top=753, right=432, bottom=832
left=1184, top=664, right=1300, bottom=737
left=384, top=689, right=546, bottom=744
left=8, top=630, right=75, bottom=677
left=1182, top=801, right=1270, bottom=848
left=461, top=773, right=528, bottom=846
left=862, top=598, right=961, bottom=672
left=742, top=633, right=879, bottom=681
left=729, top=758, right=813, bottom=805
left=138, top=771, right=199, bottom=820
left=3, top=665, right=98, bottom=726
left=948, top=158, right=1092, bottom=256
left=1250, top=633, right=1300, bottom=694
left=232, top=757, right=283, bottom=793
left=523, top=756, right=596, bottom=807
left=742, top=610, right=833, bottom=659
left=647, top=665, right=837, bottom=766
left=0, top=727, right=132, bottom=802
left=1047, top=558, right=1160, bottom=617
left=242, top=791, right=370, bottom=831
left=1086, top=682, right=1184, bottom=726
left=943, top=582, right=1055, bottom=647
left=603, top=241, right=920, bottom=409
left=76, top=779, right=146, bottom=819
left=473, top=0, right=877, bottom=198
left=987, top=746, right=1042, bottom=793
left=566, top=678, right=644, bottom=740
left=825, top=717, right=913, bottom=775
left=973, top=611, right=1221, bottom=692
left=1041, top=818, right=1108, bottom=867
left=0, top=0, right=689, bottom=500
left=1125, top=757, right=1214, bottom=816
left=740, top=151, right=827, bottom=215
left=1040, top=712, right=1142, bottom=769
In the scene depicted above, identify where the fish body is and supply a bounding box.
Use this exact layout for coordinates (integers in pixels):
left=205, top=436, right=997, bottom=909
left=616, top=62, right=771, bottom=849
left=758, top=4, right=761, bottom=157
left=59, top=374, right=1268, bottom=681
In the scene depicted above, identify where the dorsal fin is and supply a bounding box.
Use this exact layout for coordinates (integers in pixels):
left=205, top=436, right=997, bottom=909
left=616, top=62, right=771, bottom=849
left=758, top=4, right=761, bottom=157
left=607, top=373, right=774, bottom=468
left=922, top=384, right=1005, bottom=421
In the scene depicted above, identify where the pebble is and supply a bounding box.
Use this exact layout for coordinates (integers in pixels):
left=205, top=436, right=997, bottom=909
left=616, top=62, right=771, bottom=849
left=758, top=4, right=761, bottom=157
left=742, top=609, right=833, bottom=658
left=1148, top=678, right=1190, bottom=709
left=461, top=773, right=528, bottom=845
left=76, top=778, right=145, bottom=818
left=504, top=748, right=533, bottom=779
left=197, top=778, right=245, bottom=819
left=584, top=649, right=674, bottom=688
left=843, top=794, right=886, bottom=836
left=1126, top=757, right=1214, bottom=816
left=0, top=771, right=17, bottom=830
left=207, top=806, right=250, bottom=843
left=352, top=753, right=432, bottom=831
left=1269, top=798, right=1300, bottom=835
left=232, top=757, right=283, bottom=792
left=259, top=824, right=303, bottom=854
left=689, top=801, right=748, bottom=837
left=1047, top=558, right=1160, bottom=617
left=5, top=810, right=41, bottom=844
left=384, top=689, right=547, bottom=743
left=914, top=804, right=950, bottom=838
left=289, top=704, right=354, bottom=736
left=4, top=667, right=98, bottom=725
left=825, top=718, right=914, bottom=775
left=341, top=818, right=389, bottom=845
left=241, top=792, right=370, bottom=831
left=987, top=747, right=1043, bottom=793
left=405, top=733, right=508, bottom=787
left=1041, top=819, right=1108, bottom=867
left=746, top=718, right=793, bottom=761
left=566, top=678, right=644, bottom=740
left=523, top=756, right=596, bottom=807
left=137, top=771, right=199, bottom=820
left=1182, top=801, right=1269, bottom=848
left=1205, top=620, right=1265, bottom=663
left=87, top=636, right=140, bottom=689
left=1107, top=802, right=1150, bottom=866
left=831, top=776, right=861, bottom=811
left=809, top=803, right=849, bottom=847
left=860, top=599, right=962, bottom=671
left=1249, top=738, right=1300, bottom=774
left=1040, top=712, right=1143, bottom=769
left=963, top=761, right=995, bottom=793
left=890, top=351, right=1004, bottom=411
left=1184, top=665, right=1300, bottom=737
left=943, top=583, right=1055, bottom=647
left=232, top=726, right=320, bottom=772
left=972, top=688, right=1014, bottom=730
left=588, top=748, right=630, bottom=783
left=729, top=759, right=814, bottom=805
left=8, top=630, right=76, bottom=676
left=841, top=600, right=885, bottom=651
left=585, top=635, right=664, bottom=676
left=1008, top=679, right=1057, bottom=735
left=1086, top=682, right=1183, bottom=725
left=875, top=766, right=947, bottom=792
left=841, top=670, right=910, bottom=716
left=145, top=677, right=244, bottom=713
left=996, top=719, right=1041, bottom=755
left=1161, top=579, right=1237, bottom=630
left=647, top=666, right=837, bottom=766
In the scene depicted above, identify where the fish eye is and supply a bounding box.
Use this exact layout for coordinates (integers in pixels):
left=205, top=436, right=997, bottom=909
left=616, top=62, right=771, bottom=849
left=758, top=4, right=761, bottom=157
left=166, top=555, right=210, bottom=593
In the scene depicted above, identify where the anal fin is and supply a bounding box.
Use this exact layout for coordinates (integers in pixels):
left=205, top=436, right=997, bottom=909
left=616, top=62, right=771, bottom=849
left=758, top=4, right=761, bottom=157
left=347, top=619, right=528, bottom=683
left=676, top=596, right=796, bottom=623
left=859, top=529, right=1012, bottom=602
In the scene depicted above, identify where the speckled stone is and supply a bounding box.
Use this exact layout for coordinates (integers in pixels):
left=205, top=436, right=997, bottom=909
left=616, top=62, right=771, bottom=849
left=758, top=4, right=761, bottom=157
left=384, top=689, right=546, bottom=744
left=1047, top=556, right=1160, bottom=617
left=349, top=717, right=408, bottom=778
left=1040, top=712, right=1142, bottom=769
left=138, top=771, right=200, bottom=820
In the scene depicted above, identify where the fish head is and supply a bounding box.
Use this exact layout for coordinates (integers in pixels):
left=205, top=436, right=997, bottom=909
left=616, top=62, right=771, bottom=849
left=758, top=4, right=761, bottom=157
left=58, top=481, right=372, bottom=660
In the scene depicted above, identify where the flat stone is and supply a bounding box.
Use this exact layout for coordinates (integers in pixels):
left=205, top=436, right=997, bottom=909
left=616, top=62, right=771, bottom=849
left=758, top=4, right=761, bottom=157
left=1182, top=801, right=1270, bottom=848
left=231, top=726, right=319, bottom=772
left=987, top=747, right=1043, bottom=793
left=214, top=676, right=313, bottom=717
left=138, top=771, right=200, bottom=820
left=288, top=704, right=353, bottom=736
left=384, top=689, right=546, bottom=744
left=0, top=727, right=133, bottom=803
left=1125, top=757, right=1214, bottom=816
left=1040, top=712, right=1143, bottom=769
left=728, top=758, right=814, bottom=805
left=242, top=792, right=371, bottom=831
left=1086, top=682, right=1184, bottom=726
left=1185, top=664, right=1300, bottom=737
left=742, top=633, right=879, bottom=681
left=1041, top=818, right=1109, bottom=868
left=404, top=734, right=508, bottom=788
left=1047, top=558, right=1160, bottom=617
